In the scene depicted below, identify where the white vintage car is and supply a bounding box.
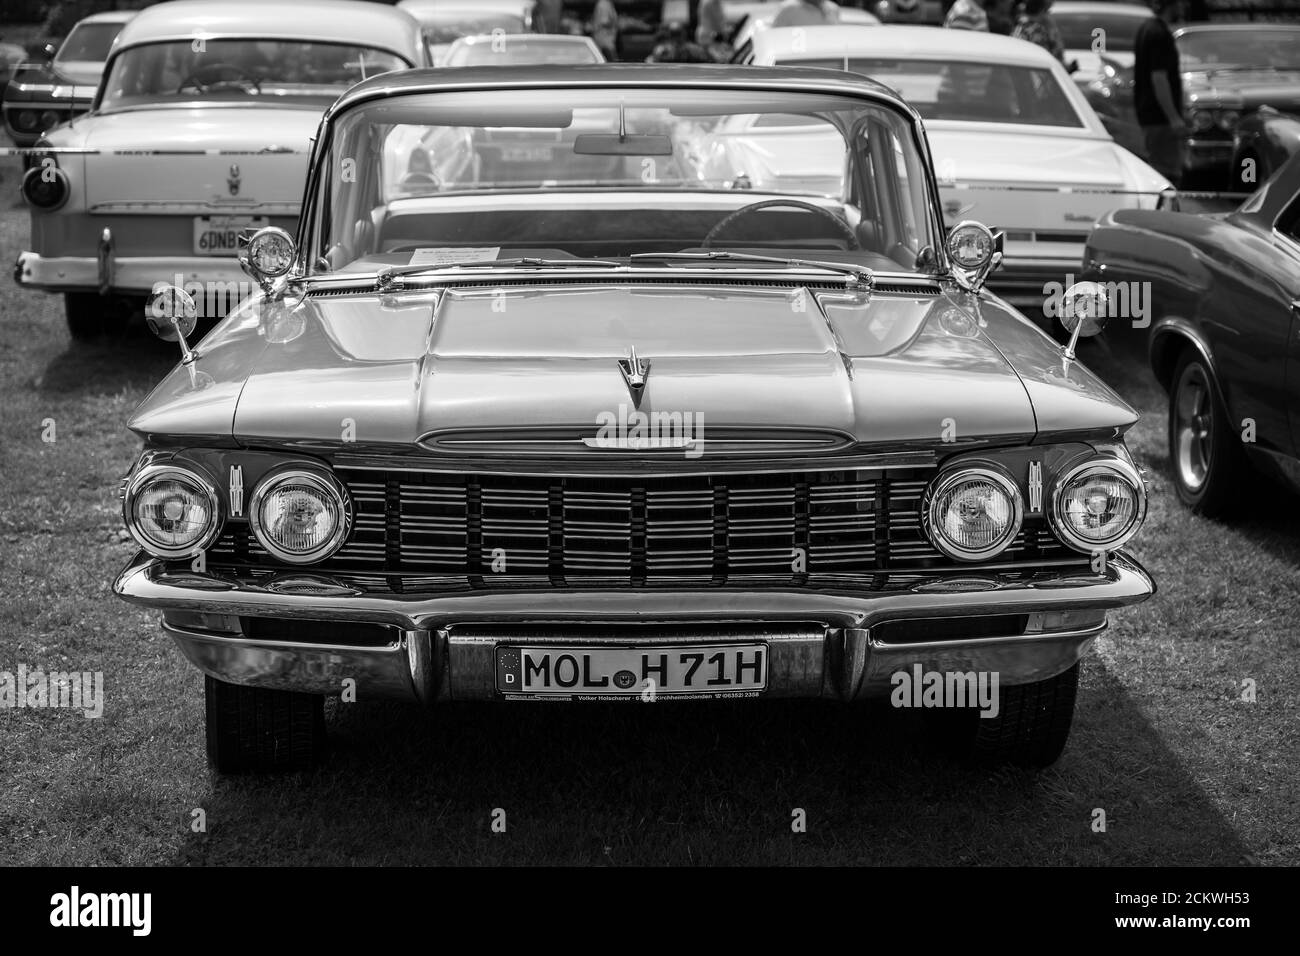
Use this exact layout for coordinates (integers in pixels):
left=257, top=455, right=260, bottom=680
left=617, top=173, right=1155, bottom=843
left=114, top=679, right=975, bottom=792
left=738, top=25, right=1174, bottom=309
left=14, top=0, right=426, bottom=339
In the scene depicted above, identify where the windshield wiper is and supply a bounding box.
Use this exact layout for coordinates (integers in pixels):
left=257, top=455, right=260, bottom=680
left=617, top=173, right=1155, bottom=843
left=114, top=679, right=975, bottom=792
left=629, top=251, right=873, bottom=288
left=374, top=256, right=621, bottom=290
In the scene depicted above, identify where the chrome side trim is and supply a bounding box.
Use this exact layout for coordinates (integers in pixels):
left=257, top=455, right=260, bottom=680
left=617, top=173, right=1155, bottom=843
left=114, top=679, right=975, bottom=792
left=97, top=227, right=113, bottom=296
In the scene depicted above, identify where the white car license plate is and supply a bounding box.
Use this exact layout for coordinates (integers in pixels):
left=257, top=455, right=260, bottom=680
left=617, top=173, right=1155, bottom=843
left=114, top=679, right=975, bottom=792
left=193, top=215, right=268, bottom=256
left=496, top=644, right=768, bottom=697
left=500, top=145, right=553, bottom=163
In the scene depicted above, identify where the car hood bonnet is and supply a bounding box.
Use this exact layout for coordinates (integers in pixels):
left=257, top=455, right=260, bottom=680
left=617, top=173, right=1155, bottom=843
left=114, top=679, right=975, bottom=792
left=128, top=282, right=1137, bottom=450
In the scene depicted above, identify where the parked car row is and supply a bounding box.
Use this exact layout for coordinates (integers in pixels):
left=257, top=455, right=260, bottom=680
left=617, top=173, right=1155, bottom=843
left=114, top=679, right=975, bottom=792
left=8, top=0, right=1296, bottom=775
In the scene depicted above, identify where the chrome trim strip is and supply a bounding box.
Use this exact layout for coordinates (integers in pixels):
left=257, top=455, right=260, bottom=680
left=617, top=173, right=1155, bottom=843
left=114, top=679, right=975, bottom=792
left=96, top=227, right=113, bottom=296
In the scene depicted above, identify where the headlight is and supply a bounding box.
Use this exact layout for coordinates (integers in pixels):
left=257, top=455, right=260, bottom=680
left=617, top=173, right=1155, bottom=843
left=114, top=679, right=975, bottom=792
left=1217, top=110, right=1240, bottom=130
left=38, top=109, right=60, bottom=130
left=1189, top=110, right=1214, bottom=132
left=13, top=109, right=38, bottom=131
left=249, top=469, right=351, bottom=564
left=124, top=464, right=221, bottom=559
left=923, top=467, right=1023, bottom=562
left=1050, top=458, right=1146, bottom=554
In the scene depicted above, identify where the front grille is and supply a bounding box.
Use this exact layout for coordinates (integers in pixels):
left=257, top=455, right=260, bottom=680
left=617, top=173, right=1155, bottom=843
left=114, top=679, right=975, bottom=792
left=206, top=467, right=1082, bottom=588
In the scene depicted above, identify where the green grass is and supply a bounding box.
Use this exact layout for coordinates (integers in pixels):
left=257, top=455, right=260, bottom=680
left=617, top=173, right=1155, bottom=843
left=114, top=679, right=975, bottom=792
left=0, top=151, right=1295, bottom=865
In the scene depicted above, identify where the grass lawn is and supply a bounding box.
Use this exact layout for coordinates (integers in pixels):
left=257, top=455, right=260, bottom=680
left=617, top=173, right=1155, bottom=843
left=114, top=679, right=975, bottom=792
left=0, top=150, right=1295, bottom=866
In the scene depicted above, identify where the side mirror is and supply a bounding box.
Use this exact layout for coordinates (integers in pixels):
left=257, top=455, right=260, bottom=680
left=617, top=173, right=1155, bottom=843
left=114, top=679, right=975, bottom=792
left=238, top=226, right=297, bottom=296
left=41, top=42, right=57, bottom=60
left=1057, top=281, right=1110, bottom=360
left=145, top=284, right=199, bottom=365
left=946, top=220, right=1002, bottom=293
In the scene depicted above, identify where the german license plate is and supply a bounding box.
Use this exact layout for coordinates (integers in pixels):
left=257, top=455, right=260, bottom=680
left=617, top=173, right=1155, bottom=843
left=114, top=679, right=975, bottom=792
left=193, top=215, right=267, bottom=256
left=500, top=145, right=553, bottom=163
left=496, top=644, right=767, bottom=698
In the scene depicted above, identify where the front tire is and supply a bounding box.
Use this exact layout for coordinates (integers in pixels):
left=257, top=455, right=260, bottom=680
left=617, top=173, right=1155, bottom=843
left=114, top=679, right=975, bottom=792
left=930, top=664, right=1079, bottom=768
left=204, top=676, right=327, bottom=774
left=1168, top=350, right=1246, bottom=517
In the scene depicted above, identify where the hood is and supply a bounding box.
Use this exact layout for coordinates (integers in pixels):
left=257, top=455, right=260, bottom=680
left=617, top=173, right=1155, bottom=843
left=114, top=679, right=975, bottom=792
left=1185, top=69, right=1300, bottom=111
left=48, top=106, right=317, bottom=209
left=51, top=59, right=106, bottom=86
left=129, top=281, right=1137, bottom=453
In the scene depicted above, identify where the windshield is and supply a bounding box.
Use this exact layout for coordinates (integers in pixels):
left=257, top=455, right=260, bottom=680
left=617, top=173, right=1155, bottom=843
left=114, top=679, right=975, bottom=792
left=1054, top=13, right=1146, bottom=53
left=784, top=57, right=1085, bottom=127
left=1177, top=30, right=1300, bottom=71
left=443, top=36, right=602, bottom=66
left=98, top=39, right=409, bottom=111
left=422, top=13, right=527, bottom=44
left=56, top=21, right=124, bottom=63
left=310, top=87, right=940, bottom=276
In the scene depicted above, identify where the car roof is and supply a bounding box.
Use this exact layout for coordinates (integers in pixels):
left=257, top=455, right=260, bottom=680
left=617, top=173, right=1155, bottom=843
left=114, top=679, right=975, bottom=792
left=753, top=24, right=1061, bottom=67
left=330, top=62, right=911, bottom=117
left=1050, top=1, right=1151, bottom=16
left=452, top=33, right=591, bottom=46
left=398, top=0, right=531, bottom=11
left=113, top=0, right=425, bottom=64
left=75, top=10, right=138, bottom=26
left=1176, top=23, right=1300, bottom=36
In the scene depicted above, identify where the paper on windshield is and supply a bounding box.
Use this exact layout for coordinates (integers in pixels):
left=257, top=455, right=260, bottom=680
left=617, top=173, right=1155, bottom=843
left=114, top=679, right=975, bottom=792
left=409, top=247, right=501, bottom=266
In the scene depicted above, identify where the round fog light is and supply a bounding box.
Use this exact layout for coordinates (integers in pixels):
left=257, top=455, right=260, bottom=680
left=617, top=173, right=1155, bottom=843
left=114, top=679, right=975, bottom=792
left=249, top=469, right=351, bottom=564
left=923, top=467, right=1023, bottom=562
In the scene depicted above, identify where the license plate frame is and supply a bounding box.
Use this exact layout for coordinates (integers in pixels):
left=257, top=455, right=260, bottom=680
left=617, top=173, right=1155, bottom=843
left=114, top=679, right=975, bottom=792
left=496, top=643, right=768, bottom=699
left=192, top=215, right=268, bottom=256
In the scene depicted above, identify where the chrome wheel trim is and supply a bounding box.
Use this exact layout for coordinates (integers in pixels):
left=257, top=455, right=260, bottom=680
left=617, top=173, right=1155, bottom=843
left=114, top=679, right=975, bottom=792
left=1174, top=362, right=1213, bottom=493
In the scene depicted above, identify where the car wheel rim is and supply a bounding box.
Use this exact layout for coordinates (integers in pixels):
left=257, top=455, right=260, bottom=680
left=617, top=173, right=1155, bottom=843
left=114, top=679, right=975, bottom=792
left=1175, top=364, right=1213, bottom=493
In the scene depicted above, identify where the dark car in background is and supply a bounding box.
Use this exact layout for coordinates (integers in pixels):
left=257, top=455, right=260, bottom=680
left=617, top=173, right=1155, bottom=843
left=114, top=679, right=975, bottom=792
left=1081, top=152, right=1300, bottom=514
left=1177, top=23, right=1300, bottom=187
left=1233, top=105, right=1300, bottom=189
left=2, top=10, right=133, bottom=148
left=1055, top=1, right=1150, bottom=157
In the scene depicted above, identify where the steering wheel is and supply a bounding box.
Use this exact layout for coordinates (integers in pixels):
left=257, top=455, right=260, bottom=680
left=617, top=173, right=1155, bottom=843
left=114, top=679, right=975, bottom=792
left=177, top=63, right=263, bottom=95
left=702, top=198, right=860, bottom=250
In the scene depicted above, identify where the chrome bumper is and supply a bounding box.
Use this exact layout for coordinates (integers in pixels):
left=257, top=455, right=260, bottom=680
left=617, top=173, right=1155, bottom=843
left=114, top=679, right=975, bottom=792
left=14, top=249, right=250, bottom=295
left=115, top=552, right=1154, bottom=703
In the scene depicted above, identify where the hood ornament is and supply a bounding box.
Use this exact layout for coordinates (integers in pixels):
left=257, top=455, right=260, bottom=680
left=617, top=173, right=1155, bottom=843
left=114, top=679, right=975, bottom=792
left=618, top=346, right=650, bottom=407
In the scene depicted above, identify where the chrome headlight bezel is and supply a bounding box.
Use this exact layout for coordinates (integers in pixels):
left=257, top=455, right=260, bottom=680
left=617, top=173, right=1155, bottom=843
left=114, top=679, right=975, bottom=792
left=123, top=463, right=222, bottom=559
left=1049, top=457, right=1147, bottom=554
left=922, top=466, right=1024, bottom=563
left=248, top=468, right=353, bottom=565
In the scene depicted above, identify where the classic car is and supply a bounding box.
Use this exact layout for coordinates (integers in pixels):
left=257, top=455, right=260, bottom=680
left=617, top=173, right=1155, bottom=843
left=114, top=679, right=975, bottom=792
left=2, top=11, right=134, bottom=149
left=12, top=0, right=426, bottom=341
left=1054, top=1, right=1150, bottom=157
left=1232, top=105, right=1300, bottom=191
left=114, top=65, right=1154, bottom=774
left=727, top=3, right=879, bottom=55
left=1175, top=23, right=1300, bottom=187
left=395, top=0, right=535, bottom=66
left=441, top=32, right=605, bottom=67
left=1080, top=150, right=1300, bottom=515
left=736, top=25, right=1174, bottom=311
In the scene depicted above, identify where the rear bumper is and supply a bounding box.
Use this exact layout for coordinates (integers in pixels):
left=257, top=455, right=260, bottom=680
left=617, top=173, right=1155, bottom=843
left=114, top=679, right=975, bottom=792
left=114, top=551, right=1155, bottom=703
left=15, top=249, right=251, bottom=297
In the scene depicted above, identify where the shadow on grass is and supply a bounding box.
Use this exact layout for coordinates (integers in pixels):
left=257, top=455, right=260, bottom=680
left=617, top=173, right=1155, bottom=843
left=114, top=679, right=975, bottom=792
left=175, top=658, right=1252, bottom=866
left=36, top=322, right=178, bottom=395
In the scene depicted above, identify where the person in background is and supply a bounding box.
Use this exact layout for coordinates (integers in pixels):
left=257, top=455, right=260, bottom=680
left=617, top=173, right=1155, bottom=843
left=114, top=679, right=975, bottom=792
left=646, top=21, right=712, bottom=63
left=944, top=0, right=988, bottom=32
left=1133, top=0, right=1187, bottom=186
left=532, top=0, right=564, bottom=34
left=591, top=0, right=619, bottom=61
left=697, top=0, right=727, bottom=46
left=771, top=0, right=840, bottom=28
left=1012, top=0, right=1070, bottom=66
left=986, top=0, right=1014, bottom=36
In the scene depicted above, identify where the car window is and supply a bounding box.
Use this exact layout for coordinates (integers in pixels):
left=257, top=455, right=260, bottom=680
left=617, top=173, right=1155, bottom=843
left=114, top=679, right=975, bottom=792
left=783, top=57, right=1086, bottom=127
left=99, top=39, right=409, bottom=110
left=445, top=38, right=600, bottom=66
left=1054, top=13, right=1146, bottom=53
left=1277, top=191, right=1300, bottom=244
left=56, top=21, right=124, bottom=63
left=1178, top=30, right=1300, bottom=71
left=421, top=13, right=527, bottom=44
left=313, top=87, right=941, bottom=274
